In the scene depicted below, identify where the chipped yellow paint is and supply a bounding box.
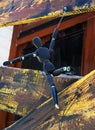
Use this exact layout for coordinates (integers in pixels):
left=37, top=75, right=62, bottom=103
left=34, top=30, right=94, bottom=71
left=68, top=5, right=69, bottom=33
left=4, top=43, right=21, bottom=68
left=0, top=0, right=95, bottom=29
left=1, top=66, right=95, bottom=130
left=22, top=69, right=29, bottom=73
left=33, top=70, right=95, bottom=129
left=0, top=88, right=16, bottom=95
left=61, top=70, right=95, bottom=93
left=0, top=6, right=95, bottom=27
left=38, top=71, right=95, bottom=110
left=64, top=93, right=93, bottom=115
left=35, top=0, right=43, bottom=5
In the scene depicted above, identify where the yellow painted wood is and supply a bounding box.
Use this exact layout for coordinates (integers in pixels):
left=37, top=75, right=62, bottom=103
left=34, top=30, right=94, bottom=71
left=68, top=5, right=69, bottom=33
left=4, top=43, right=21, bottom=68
left=0, top=67, right=79, bottom=116
left=5, top=70, right=95, bottom=130
left=0, top=0, right=95, bottom=27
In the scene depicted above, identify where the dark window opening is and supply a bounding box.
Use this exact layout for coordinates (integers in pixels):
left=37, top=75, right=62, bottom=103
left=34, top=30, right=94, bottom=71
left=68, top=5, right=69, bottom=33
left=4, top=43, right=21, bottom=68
left=52, top=24, right=83, bottom=75
left=21, top=24, right=83, bottom=75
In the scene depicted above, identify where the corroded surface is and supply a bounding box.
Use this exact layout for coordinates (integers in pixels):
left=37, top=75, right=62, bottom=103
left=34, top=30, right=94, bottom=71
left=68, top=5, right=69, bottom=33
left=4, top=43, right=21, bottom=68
left=5, top=70, right=95, bottom=130
left=0, top=67, right=79, bottom=116
left=0, top=0, right=95, bottom=27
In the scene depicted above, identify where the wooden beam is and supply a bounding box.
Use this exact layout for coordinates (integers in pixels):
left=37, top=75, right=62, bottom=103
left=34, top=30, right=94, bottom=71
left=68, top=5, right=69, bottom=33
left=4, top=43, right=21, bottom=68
left=81, top=16, right=95, bottom=75
left=0, top=67, right=80, bottom=116
left=4, top=70, right=95, bottom=130
left=0, top=110, right=7, bottom=129
left=16, top=11, right=95, bottom=46
left=8, top=25, right=21, bottom=66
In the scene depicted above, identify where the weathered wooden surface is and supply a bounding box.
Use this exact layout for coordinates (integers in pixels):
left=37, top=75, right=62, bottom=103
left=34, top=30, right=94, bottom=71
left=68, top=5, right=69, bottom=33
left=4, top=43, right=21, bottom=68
left=5, top=70, right=95, bottom=130
left=0, top=67, right=79, bottom=116
left=0, top=0, right=95, bottom=27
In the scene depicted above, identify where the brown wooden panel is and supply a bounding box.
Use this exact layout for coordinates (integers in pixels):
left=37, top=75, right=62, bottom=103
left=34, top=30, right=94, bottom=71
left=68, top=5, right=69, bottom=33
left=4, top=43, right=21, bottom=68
left=0, top=111, right=14, bottom=130
left=0, top=110, right=7, bottom=130
left=8, top=11, right=95, bottom=69
left=81, top=17, right=95, bottom=75
left=16, top=11, right=95, bottom=46
left=8, top=25, right=25, bottom=68
left=4, top=70, right=95, bottom=130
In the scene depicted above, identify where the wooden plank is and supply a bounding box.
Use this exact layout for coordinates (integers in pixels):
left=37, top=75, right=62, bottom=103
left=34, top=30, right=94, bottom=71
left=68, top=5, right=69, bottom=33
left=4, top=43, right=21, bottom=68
left=81, top=17, right=95, bottom=75
left=0, top=0, right=95, bottom=27
left=4, top=70, right=95, bottom=130
left=16, top=11, right=95, bottom=46
left=0, top=110, right=7, bottom=129
left=0, top=67, right=79, bottom=116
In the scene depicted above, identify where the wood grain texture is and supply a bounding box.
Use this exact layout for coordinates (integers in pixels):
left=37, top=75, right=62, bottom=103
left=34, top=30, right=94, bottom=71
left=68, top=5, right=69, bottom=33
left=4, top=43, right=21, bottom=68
left=0, top=67, right=79, bottom=116
left=4, top=70, right=95, bottom=130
